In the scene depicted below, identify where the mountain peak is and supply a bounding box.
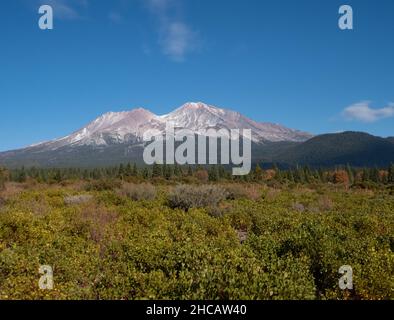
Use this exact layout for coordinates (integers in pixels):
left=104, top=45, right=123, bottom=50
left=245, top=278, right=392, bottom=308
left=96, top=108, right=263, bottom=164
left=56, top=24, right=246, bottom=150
left=19, top=101, right=313, bottom=152
left=132, top=107, right=153, bottom=113
left=175, top=102, right=223, bottom=113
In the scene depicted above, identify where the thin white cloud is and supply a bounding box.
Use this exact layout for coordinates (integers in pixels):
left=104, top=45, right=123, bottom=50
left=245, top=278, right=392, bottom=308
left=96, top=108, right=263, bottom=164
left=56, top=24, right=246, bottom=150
left=145, top=0, right=199, bottom=61
left=146, top=0, right=173, bottom=15
left=43, top=0, right=88, bottom=20
left=161, top=22, right=197, bottom=62
left=342, top=101, right=394, bottom=123
left=108, top=11, right=124, bottom=24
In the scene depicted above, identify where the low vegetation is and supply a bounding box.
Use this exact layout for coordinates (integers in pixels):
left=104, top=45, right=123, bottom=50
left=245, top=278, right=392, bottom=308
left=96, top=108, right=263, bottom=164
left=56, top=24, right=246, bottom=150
left=167, top=185, right=227, bottom=211
left=0, top=164, right=393, bottom=300
left=118, top=183, right=157, bottom=201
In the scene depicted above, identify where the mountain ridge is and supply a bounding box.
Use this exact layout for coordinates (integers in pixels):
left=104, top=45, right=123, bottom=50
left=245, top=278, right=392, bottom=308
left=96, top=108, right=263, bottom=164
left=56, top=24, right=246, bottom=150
left=25, top=102, right=313, bottom=151
left=1, top=103, right=393, bottom=168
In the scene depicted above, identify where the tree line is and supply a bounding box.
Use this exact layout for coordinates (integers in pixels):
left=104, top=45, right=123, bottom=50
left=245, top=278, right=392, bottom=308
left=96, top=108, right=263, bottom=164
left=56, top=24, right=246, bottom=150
left=1, top=163, right=394, bottom=186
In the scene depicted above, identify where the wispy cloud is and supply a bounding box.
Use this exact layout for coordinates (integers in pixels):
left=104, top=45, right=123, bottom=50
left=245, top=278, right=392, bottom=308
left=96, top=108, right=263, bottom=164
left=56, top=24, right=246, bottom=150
left=160, top=22, right=198, bottom=62
left=108, top=11, right=124, bottom=24
left=42, top=0, right=88, bottom=20
left=145, top=0, right=200, bottom=62
left=341, top=101, right=394, bottom=123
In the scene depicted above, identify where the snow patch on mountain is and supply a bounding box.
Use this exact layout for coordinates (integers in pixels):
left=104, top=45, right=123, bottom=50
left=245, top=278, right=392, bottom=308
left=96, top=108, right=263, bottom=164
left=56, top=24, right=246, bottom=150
left=28, top=102, right=313, bottom=150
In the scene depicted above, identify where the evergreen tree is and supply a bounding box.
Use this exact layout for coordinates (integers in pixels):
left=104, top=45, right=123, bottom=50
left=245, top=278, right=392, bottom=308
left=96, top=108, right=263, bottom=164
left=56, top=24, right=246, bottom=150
left=92, top=168, right=102, bottom=180
left=174, top=163, right=181, bottom=177
left=18, top=167, right=27, bottom=183
left=0, top=167, right=8, bottom=190
left=254, top=164, right=263, bottom=181
left=132, top=163, right=138, bottom=176
left=83, top=169, right=89, bottom=180
left=208, top=166, right=219, bottom=181
left=283, top=170, right=294, bottom=183
left=371, top=167, right=380, bottom=183
left=118, top=164, right=125, bottom=179
left=53, top=169, right=62, bottom=183
left=125, top=163, right=133, bottom=177
left=218, top=165, right=226, bottom=179
left=164, top=165, right=174, bottom=179
left=294, top=166, right=305, bottom=183
left=152, top=163, right=162, bottom=177
left=346, top=164, right=354, bottom=184
left=142, top=167, right=150, bottom=179
left=388, top=164, right=394, bottom=183
left=362, top=168, right=370, bottom=182
left=303, top=166, right=312, bottom=183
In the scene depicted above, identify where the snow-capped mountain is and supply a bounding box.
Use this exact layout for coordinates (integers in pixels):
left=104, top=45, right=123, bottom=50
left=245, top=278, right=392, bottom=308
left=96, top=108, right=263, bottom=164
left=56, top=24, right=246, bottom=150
left=0, top=102, right=315, bottom=168
left=28, top=102, right=312, bottom=151
left=1, top=104, right=393, bottom=169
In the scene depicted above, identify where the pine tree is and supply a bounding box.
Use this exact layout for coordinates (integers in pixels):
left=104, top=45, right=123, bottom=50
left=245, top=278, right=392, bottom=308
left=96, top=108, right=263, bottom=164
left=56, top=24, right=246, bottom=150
left=164, top=165, right=174, bottom=179
left=346, top=164, right=354, bottom=184
left=294, top=166, right=305, bottom=183
left=142, top=167, right=150, bottom=179
left=125, top=163, right=133, bottom=177
left=388, top=164, right=394, bottom=183
left=132, top=163, right=138, bottom=177
left=53, top=169, right=62, bottom=183
left=152, top=163, right=162, bottom=177
left=0, top=167, right=8, bottom=190
left=83, top=169, right=89, bottom=180
left=371, top=167, right=380, bottom=183
left=303, top=166, right=312, bottom=183
left=287, top=170, right=295, bottom=183
left=254, top=164, right=263, bottom=181
left=92, top=168, right=102, bottom=180
left=362, top=168, right=370, bottom=182
left=174, top=163, right=181, bottom=177
left=118, top=164, right=125, bottom=179
left=218, top=165, right=226, bottom=179
left=208, top=166, right=219, bottom=181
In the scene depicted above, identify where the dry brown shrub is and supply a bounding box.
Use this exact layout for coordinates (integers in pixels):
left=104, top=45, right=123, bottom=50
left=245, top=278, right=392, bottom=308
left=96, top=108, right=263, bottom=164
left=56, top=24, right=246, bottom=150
left=0, top=196, right=6, bottom=210
left=194, top=170, right=209, bottom=183
left=318, top=195, right=334, bottom=211
left=293, top=187, right=315, bottom=195
left=118, top=183, right=157, bottom=201
left=292, top=202, right=305, bottom=212
left=333, top=170, right=350, bottom=185
left=0, top=182, right=26, bottom=200
left=237, top=229, right=248, bottom=243
left=167, top=185, right=227, bottom=211
left=265, top=188, right=281, bottom=201
left=264, top=169, right=276, bottom=181
left=379, top=170, right=388, bottom=181
left=225, top=184, right=261, bottom=201
left=78, top=204, right=119, bottom=243
left=64, top=195, right=94, bottom=205
left=32, top=198, right=51, bottom=216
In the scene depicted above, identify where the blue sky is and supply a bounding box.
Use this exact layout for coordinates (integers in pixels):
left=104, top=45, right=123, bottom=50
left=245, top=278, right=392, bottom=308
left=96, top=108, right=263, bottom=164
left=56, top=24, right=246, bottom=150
left=0, top=0, right=393, bottom=151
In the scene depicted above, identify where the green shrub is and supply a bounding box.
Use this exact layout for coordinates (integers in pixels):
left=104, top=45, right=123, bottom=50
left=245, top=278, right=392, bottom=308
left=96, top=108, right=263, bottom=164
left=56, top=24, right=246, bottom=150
left=0, top=182, right=393, bottom=300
